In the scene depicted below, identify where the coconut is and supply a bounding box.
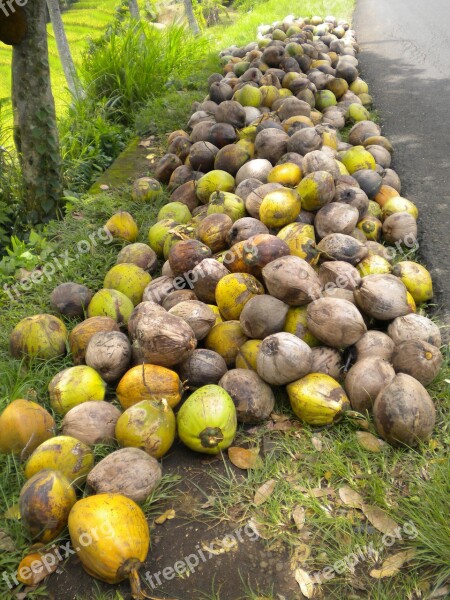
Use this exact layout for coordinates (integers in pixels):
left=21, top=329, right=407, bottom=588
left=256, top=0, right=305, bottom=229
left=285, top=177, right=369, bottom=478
left=302, top=149, right=341, bottom=179
left=348, top=121, right=381, bottom=145
left=262, top=255, right=323, bottom=305
left=50, top=283, right=93, bottom=318
left=215, top=100, right=246, bottom=128
left=315, top=203, right=359, bottom=238
left=236, top=159, right=273, bottom=185
left=227, top=217, right=269, bottom=245
left=188, top=111, right=213, bottom=129
left=158, top=202, right=192, bottom=224
left=196, top=169, right=235, bottom=203
left=168, top=165, right=194, bottom=190
left=259, top=187, right=301, bottom=228
left=87, top=448, right=161, bottom=504
left=318, top=261, right=361, bottom=290
left=352, top=169, right=383, bottom=199
left=310, top=347, right=343, bottom=379
left=245, top=182, right=283, bottom=218
left=197, top=213, right=233, bottom=253
left=234, top=178, right=264, bottom=201
left=387, top=314, right=441, bottom=347
left=307, top=297, right=367, bottom=347
left=48, top=365, right=106, bottom=415
left=85, top=331, right=131, bottom=383
left=207, top=123, right=237, bottom=149
left=148, top=218, right=179, bottom=257
left=382, top=196, right=418, bottom=220
left=215, top=272, right=264, bottom=320
left=10, top=314, right=67, bottom=361
left=297, top=171, right=335, bottom=211
left=344, top=356, right=395, bottom=412
left=209, top=80, right=233, bottom=103
left=61, top=401, right=121, bottom=445
left=207, top=191, right=246, bottom=222
left=256, top=332, right=313, bottom=385
left=205, top=320, right=248, bottom=367
left=317, top=233, right=368, bottom=265
left=283, top=305, right=320, bottom=347
left=215, top=143, right=251, bottom=175
left=242, top=233, right=290, bottom=276
left=287, top=127, right=322, bottom=155
left=373, top=374, right=435, bottom=446
left=382, top=168, right=402, bottom=192
left=130, top=306, right=197, bottom=367
left=357, top=214, right=382, bottom=241
left=178, top=349, right=228, bottom=389
left=240, top=295, right=288, bottom=338
left=334, top=185, right=369, bottom=216
left=254, top=128, right=289, bottom=164
left=103, top=263, right=152, bottom=306
left=189, top=141, right=219, bottom=171
left=168, top=239, right=212, bottom=277
left=168, top=301, right=216, bottom=341
left=69, top=317, right=120, bottom=365
left=392, top=261, right=433, bottom=304
left=116, top=243, right=158, bottom=273
left=190, top=120, right=215, bottom=143
left=0, top=399, right=55, bottom=457
left=277, top=97, right=311, bottom=120
left=235, top=339, right=261, bottom=370
left=131, top=176, right=163, bottom=202
left=105, top=211, right=139, bottom=242
left=392, top=340, right=443, bottom=386
left=142, top=276, right=176, bottom=305
left=190, top=259, right=230, bottom=304
left=162, top=290, right=197, bottom=311
left=267, top=162, right=302, bottom=187
left=87, top=289, right=134, bottom=326
left=355, top=331, right=395, bottom=362
left=219, top=369, right=275, bottom=423
left=354, top=274, right=411, bottom=320
left=117, top=364, right=183, bottom=410
left=154, top=153, right=183, bottom=183
left=382, top=212, right=418, bottom=245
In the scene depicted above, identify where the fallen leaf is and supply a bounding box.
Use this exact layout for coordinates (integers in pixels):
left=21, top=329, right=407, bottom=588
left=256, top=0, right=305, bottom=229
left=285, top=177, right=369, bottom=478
left=0, top=529, right=15, bottom=551
left=139, top=140, right=151, bottom=147
left=254, top=479, right=276, bottom=506
left=362, top=505, right=398, bottom=535
left=154, top=509, right=176, bottom=524
left=311, top=435, right=323, bottom=451
left=369, top=549, right=416, bottom=578
left=3, top=503, right=20, bottom=519
left=292, top=542, right=311, bottom=565
left=338, top=486, right=364, bottom=509
left=146, top=153, right=156, bottom=160
left=294, top=568, right=315, bottom=598
left=309, top=487, right=335, bottom=498
left=270, top=413, right=290, bottom=422
left=292, top=505, right=306, bottom=530
left=273, top=420, right=295, bottom=431
left=200, top=496, right=216, bottom=509
left=228, top=446, right=260, bottom=469
left=356, top=431, right=386, bottom=452
left=247, top=518, right=272, bottom=539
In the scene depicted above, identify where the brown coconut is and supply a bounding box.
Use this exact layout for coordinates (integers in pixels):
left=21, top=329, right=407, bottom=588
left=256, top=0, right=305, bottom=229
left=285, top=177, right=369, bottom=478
left=69, top=317, right=120, bottom=365
left=315, top=203, right=359, bottom=238
left=344, top=356, right=395, bottom=412
left=355, top=331, right=395, bottom=362
left=197, top=213, right=233, bottom=253
left=240, top=295, right=288, bottom=339
left=189, top=141, right=219, bottom=171
left=85, top=331, right=131, bottom=383
left=256, top=332, right=313, bottom=385
left=307, top=297, right=367, bottom=347
left=162, top=290, right=197, bottom=311
left=245, top=182, right=283, bottom=218
left=61, top=401, right=122, bottom=445
left=317, top=233, right=368, bottom=265
left=178, top=349, right=228, bottom=389
left=311, top=347, right=343, bottom=379
left=168, top=239, right=212, bottom=277
left=50, top=283, right=93, bottom=318
left=219, top=369, right=275, bottom=423
left=318, top=260, right=361, bottom=290
left=116, top=243, right=158, bottom=273
left=354, top=274, right=412, bottom=320
left=287, top=127, right=322, bottom=155
left=392, top=340, right=443, bottom=386
left=382, top=212, right=418, bottom=245
left=190, top=259, right=230, bottom=304
left=387, top=314, right=442, bottom=347
left=142, top=276, right=176, bottom=305
left=227, top=217, right=269, bottom=245
left=262, top=255, right=323, bottom=305
left=169, top=300, right=217, bottom=340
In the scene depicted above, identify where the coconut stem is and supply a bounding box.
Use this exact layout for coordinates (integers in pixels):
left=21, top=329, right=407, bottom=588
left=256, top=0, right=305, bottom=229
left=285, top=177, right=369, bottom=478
left=129, top=568, right=177, bottom=600
left=199, top=427, right=224, bottom=448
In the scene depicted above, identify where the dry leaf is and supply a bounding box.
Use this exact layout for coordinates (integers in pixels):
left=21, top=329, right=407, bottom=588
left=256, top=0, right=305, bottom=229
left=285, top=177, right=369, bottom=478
left=356, top=431, right=386, bottom=452
left=370, top=549, right=415, bottom=578
left=273, top=420, right=294, bottom=431
left=291, top=542, right=311, bottom=566
left=200, top=496, right=216, bottom=509
left=429, top=585, right=449, bottom=599
left=139, top=140, right=151, bottom=147
left=292, top=505, right=306, bottom=530
left=254, top=479, right=276, bottom=506
left=247, top=518, right=272, bottom=539
left=311, top=435, right=323, bottom=451
left=155, top=509, right=176, bottom=524
left=362, top=505, right=398, bottom=535
left=270, top=413, right=290, bottom=422
left=309, top=487, right=334, bottom=498
left=3, top=503, right=20, bottom=519
left=0, top=529, right=15, bottom=551
left=338, top=486, right=364, bottom=509
left=294, top=568, right=315, bottom=598
left=228, top=446, right=260, bottom=469
left=146, top=153, right=156, bottom=160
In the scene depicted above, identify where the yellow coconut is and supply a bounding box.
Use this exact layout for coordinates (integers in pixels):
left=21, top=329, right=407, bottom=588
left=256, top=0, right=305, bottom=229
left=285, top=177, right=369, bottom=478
left=116, top=364, right=183, bottom=410
left=208, top=304, right=223, bottom=325
left=236, top=138, right=255, bottom=158
left=259, top=85, right=280, bottom=108
left=287, top=373, right=350, bottom=426
left=0, top=399, right=55, bottom=457
left=20, top=470, right=76, bottom=543
left=205, top=321, right=248, bottom=367
left=196, top=170, right=235, bottom=204
left=341, top=146, right=376, bottom=174
left=267, top=163, right=303, bottom=186
left=48, top=365, right=106, bottom=415
left=68, top=493, right=150, bottom=592
left=25, top=436, right=94, bottom=484
left=382, top=197, right=418, bottom=220
left=69, top=316, right=120, bottom=365
left=297, top=171, right=335, bottom=211
left=235, top=339, right=262, bottom=370
left=357, top=214, right=382, bottom=240
left=235, top=84, right=262, bottom=107
left=103, top=263, right=152, bottom=306
left=356, top=255, right=392, bottom=277
left=9, top=314, right=67, bottom=360
left=104, top=212, right=138, bottom=242
left=277, top=223, right=319, bottom=265
left=87, top=289, right=134, bottom=326
left=215, top=273, right=264, bottom=320
left=392, top=261, right=433, bottom=303
left=284, top=306, right=321, bottom=347
left=259, top=187, right=301, bottom=228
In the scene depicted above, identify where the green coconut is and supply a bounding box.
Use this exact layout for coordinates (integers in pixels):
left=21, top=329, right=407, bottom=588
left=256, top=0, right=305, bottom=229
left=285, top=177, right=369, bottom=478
left=131, top=177, right=162, bottom=202
left=157, top=202, right=192, bottom=224
left=196, top=170, right=235, bottom=204
left=10, top=315, right=67, bottom=360
left=103, top=263, right=152, bottom=306
left=87, top=289, right=134, bottom=326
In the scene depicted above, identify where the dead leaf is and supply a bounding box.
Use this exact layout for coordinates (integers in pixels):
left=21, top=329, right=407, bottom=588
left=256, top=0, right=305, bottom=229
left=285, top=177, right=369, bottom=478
left=3, top=503, right=20, bottom=519
left=247, top=518, right=272, bottom=539
left=139, top=140, right=151, bottom=147
left=154, top=509, right=176, bottom=524
left=356, top=431, right=386, bottom=452
left=311, top=435, right=323, bottom=451
left=228, top=446, right=260, bottom=469
left=0, top=529, right=15, bottom=551
left=338, top=486, right=364, bottom=509
left=200, top=496, right=216, bottom=509
left=146, top=153, right=156, bottom=160
left=362, top=505, right=398, bottom=535
left=370, top=549, right=416, bottom=578
left=270, top=413, right=290, bottom=422
left=309, top=487, right=335, bottom=498
left=273, top=420, right=295, bottom=431
left=294, top=568, right=315, bottom=598
left=254, top=479, right=276, bottom=506
left=292, top=505, right=306, bottom=530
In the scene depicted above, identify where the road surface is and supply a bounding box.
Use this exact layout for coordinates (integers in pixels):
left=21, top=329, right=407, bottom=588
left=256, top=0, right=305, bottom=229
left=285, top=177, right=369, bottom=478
left=354, top=0, right=450, bottom=334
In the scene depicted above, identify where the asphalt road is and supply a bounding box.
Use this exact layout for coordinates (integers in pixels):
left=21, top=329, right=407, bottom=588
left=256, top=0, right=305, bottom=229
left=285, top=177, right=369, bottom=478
left=354, top=0, right=450, bottom=334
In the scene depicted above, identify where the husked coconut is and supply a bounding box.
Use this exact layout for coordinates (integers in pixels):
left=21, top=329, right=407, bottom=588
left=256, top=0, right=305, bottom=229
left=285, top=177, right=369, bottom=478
left=219, top=369, right=275, bottom=423
left=240, top=295, right=288, bottom=338
left=355, top=331, right=395, bottom=361
left=387, top=314, right=441, bottom=347
left=256, top=332, right=313, bottom=385
left=311, top=347, right=343, bottom=379
left=307, top=297, right=367, bottom=347
left=392, top=340, right=443, bottom=386
left=344, top=356, right=395, bottom=412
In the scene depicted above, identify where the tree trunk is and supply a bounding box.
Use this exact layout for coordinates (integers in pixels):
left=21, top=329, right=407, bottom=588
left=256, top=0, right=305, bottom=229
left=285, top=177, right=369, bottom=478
left=183, top=0, right=200, bottom=34
left=128, top=0, right=140, bottom=19
left=12, top=0, right=62, bottom=223
left=46, top=0, right=83, bottom=99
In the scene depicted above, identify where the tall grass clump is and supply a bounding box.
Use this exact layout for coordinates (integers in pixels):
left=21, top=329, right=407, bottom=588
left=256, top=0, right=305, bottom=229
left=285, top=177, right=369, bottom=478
left=80, top=21, right=210, bottom=124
